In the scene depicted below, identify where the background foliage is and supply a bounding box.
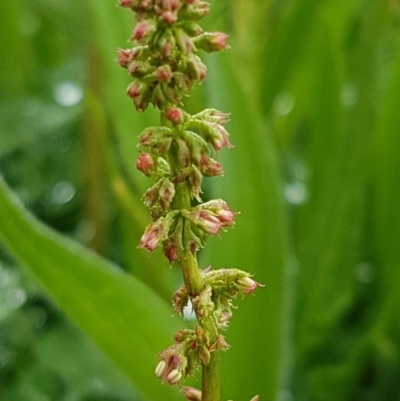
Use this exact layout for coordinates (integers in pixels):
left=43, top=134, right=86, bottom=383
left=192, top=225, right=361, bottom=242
left=1, top=0, right=400, bottom=400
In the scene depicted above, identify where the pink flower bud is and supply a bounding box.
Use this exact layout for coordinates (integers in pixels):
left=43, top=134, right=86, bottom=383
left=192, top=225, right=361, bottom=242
left=165, top=107, right=185, bottom=124
left=209, top=32, right=229, bottom=50
left=159, top=178, right=175, bottom=209
left=186, top=54, right=207, bottom=81
left=119, top=0, right=135, bottom=8
left=164, top=238, right=179, bottom=263
left=127, top=81, right=148, bottom=112
left=194, top=32, right=229, bottom=52
left=184, top=209, right=222, bottom=235
left=139, top=218, right=169, bottom=251
left=197, top=199, right=236, bottom=228
left=200, top=158, right=223, bottom=176
left=160, top=11, right=178, bottom=24
left=209, top=124, right=233, bottom=151
left=215, top=207, right=234, bottom=226
left=127, top=60, right=152, bottom=77
left=250, top=396, right=260, bottom=401
left=236, top=276, right=261, bottom=294
left=172, top=286, right=189, bottom=314
left=117, top=48, right=132, bottom=67
left=181, top=387, right=202, bottom=401
left=142, top=185, right=159, bottom=207
left=138, top=126, right=172, bottom=148
left=135, top=152, right=154, bottom=176
left=155, top=64, right=173, bottom=82
left=131, top=19, right=156, bottom=42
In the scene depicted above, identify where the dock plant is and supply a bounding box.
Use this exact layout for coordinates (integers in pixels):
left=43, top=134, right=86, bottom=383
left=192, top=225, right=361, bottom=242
left=117, top=1, right=260, bottom=400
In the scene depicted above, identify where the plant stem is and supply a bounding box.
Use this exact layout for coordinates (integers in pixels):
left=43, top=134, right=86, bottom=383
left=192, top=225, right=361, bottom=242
left=202, top=352, right=221, bottom=401
left=173, top=182, right=221, bottom=401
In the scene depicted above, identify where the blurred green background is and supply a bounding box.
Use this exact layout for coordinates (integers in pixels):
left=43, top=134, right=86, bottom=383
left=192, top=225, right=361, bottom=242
left=1, top=0, right=400, bottom=400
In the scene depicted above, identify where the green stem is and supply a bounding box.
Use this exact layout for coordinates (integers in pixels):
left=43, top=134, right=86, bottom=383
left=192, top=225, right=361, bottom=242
left=202, top=352, right=221, bottom=401
left=173, top=181, right=221, bottom=401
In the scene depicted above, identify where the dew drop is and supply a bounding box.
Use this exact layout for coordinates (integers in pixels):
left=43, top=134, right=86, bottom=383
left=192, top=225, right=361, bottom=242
left=49, top=181, right=75, bottom=205
left=273, top=92, right=295, bottom=116
left=284, top=182, right=307, bottom=205
left=53, top=81, right=83, bottom=107
left=183, top=300, right=196, bottom=321
left=6, top=288, right=27, bottom=310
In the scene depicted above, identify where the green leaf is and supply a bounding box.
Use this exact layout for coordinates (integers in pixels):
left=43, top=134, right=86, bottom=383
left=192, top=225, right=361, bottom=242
left=0, top=176, right=182, bottom=401
left=201, top=50, right=290, bottom=401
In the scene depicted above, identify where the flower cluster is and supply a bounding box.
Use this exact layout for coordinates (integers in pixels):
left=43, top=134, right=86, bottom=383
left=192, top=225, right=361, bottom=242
left=117, top=1, right=260, bottom=400
left=118, top=0, right=229, bottom=113
left=172, top=267, right=262, bottom=332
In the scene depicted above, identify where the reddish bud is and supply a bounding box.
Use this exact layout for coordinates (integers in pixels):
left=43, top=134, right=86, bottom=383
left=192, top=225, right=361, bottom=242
left=164, top=239, right=179, bottom=263
left=201, top=158, right=223, bottom=176
left=138, top=126, right=172, bottom=148
left=183, top=209, right=222, bottom=235
left=155, top=64, right=173, bottom=82
left=159, top=178, right=176, bottom=209
left=236, top=276, right=261, bottom=294
left=142, top=185, right=159, bottom=207
left=165, top=107, right=185, bottom=124
left=194, top=32, right=229, bottom=52
left=139, top=218, right=169, bottom=251
left=117, top=48, right=132, bottom=67
left=172, top=286, right=189, bottom=314
left=136, top=153, right=154, bottom=176
left=127, top=81, right=148, bottom=112
left=160, top=10, right=178, bottom=24
left=209, top=32, right=229, bottom=50
left=127, top=60, right=152, bottom=77
left=186, top=54, right=207, bottom=81
left=208, top=124, right=233, bottom=151
left=119, top=0, right=135, bottom=7
left=131, top=19, right=156, bottom=42
left=181, top=387, right=202, bottom=401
